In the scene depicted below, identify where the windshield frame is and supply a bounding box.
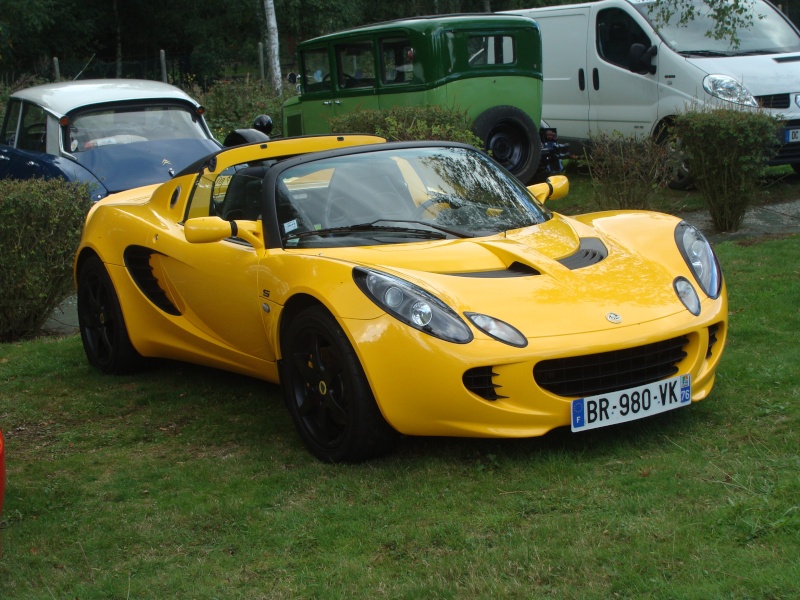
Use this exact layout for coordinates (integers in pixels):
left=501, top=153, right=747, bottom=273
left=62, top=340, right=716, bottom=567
left=262, top=142, right=552, bottom=249
left=631, top=0, right=800, bottom=55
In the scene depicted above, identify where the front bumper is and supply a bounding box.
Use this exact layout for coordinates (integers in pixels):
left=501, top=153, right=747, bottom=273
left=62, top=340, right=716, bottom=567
left=344, top=293, right=727, bottom=438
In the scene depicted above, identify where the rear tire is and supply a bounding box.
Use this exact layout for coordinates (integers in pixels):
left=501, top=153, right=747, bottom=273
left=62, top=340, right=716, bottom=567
left=280, top=306, right=398, bottom=463
left=77, top=255, right=148, bottom=374
left=473, top=106, right=541, bottom=185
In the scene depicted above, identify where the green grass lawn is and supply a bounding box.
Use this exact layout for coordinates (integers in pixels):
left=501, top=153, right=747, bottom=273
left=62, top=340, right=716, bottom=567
left=1, top=236, right=798, bottom=598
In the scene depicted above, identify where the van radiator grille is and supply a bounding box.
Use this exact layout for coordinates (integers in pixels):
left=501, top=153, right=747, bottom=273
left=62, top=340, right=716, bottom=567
left=533, top=336, right=689, bottom=398
left=756, top=94, right=790, bottom=109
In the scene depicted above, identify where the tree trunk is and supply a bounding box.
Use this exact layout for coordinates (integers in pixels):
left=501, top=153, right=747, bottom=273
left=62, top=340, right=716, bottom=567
left=113, top=0, right=122, bottom=78
left=263, top=0, right=282, bottom=94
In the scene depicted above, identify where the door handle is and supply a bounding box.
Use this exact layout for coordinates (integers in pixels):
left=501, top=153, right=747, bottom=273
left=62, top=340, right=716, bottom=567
left=578, top=68, right=585, bottom=91
left=592, top=68, right=599, bottom=91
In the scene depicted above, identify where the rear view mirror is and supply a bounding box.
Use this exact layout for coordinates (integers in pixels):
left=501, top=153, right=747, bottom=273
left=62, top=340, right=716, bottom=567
left=629, top=43, right=657, bottom=75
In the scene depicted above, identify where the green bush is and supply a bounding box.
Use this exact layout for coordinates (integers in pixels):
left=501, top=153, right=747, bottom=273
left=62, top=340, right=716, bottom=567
left=185, top=77, right=292, bottom=139
left=673, top=107, right=780, bottom=232
left=327, top=105, right=483, bottom=146
left=582, top=131, right=670, bottom=210
left=0, top=178, right=90, bottom=341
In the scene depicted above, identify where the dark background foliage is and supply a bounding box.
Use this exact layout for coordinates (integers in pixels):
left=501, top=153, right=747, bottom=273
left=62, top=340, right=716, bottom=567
left=0, top=0, right=555, bottom=84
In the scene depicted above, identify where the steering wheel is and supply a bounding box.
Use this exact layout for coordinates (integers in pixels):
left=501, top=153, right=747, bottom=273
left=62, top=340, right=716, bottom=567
left=411, top=194, right=462, bottom=220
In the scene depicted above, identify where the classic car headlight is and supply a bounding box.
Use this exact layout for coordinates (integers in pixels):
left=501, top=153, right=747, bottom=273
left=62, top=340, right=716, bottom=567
left=675, top=222, right=722, bottom=299
left=702, top=74, right=757, bottom=107
left=674, top=277, right=700, bottom=316
left=465, top=313, right=528, bottom=348
left=353, top=268, right=473, bottom=344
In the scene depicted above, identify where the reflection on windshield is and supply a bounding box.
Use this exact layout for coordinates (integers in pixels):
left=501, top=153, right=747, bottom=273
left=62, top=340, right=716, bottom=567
left=68, top=104, right=209, bottom=153
left=634, top=0, right=800, bottom=54
left=277, top=147, right=551, bottom=247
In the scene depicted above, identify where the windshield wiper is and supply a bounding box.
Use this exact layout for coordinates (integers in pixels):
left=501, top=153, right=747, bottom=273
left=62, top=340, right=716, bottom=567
left=679, top=49, right=735, bottom=57
left=285, top=222, right=449, bottom=241
left=368, top=219, right=473, bottom=238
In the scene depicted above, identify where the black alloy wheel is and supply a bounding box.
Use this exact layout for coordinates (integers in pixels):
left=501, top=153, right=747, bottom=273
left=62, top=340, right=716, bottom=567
left=281, top=306, right=398, bottom=463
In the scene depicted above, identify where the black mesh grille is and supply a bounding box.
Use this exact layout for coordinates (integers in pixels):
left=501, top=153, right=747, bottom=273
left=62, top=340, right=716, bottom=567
left=756, top=94, right=790, bottom=109
left=463, top=366, right=506, bottom=400
left=533, top=336, right=689, bottom=398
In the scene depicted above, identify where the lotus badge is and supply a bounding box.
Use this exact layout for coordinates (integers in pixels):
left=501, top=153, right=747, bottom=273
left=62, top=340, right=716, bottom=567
left=606, top=312, right=622, bottom=324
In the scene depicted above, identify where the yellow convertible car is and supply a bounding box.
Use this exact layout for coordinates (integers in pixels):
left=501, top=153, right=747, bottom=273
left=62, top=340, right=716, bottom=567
left=75, top=135, right=727, bottom=462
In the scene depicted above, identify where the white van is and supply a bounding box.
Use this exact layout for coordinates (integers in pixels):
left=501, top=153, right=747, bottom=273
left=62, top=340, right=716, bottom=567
left=505, top=0, right=800, bottom=185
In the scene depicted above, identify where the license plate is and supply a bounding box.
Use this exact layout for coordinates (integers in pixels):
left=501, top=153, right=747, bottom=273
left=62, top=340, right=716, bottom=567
left=571, top=374, right=691, bottom=432
left=786, top=128, right=800, bottom=143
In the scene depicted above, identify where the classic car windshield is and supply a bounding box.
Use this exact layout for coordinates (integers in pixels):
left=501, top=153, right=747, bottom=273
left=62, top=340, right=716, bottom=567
left=68, top=104, right=209, bottom=152
left=277, top=146, right=551, bottom=247
left=66, top=103, right=219, bottom=193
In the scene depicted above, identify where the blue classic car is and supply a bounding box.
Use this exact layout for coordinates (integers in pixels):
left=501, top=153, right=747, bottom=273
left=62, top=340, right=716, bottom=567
left=0, top=80, right=268, bottom=200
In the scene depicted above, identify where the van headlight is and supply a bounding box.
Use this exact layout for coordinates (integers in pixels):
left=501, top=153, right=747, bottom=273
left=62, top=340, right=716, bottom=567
left=353, top=267, right=473, bottom=344
left=675, top=222, right=722, bottom=299
left=703, top=74, right=757, bottom=107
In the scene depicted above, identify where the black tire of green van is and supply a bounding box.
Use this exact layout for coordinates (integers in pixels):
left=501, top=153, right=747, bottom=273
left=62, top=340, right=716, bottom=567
left=472, top=106, right=541, bottom=185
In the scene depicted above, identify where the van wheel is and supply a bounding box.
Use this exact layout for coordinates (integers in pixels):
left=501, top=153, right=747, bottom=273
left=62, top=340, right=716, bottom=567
left=656, top=124, right=693, bottom=190
left=473, top=106, right=541, bottom=184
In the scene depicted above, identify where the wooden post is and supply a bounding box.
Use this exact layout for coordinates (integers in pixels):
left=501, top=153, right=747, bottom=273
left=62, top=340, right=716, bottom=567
left=160, top=49, right=168, bottom=83
left=258, top=42, right=265, bottom=82
left=53, top=57, right=61, bottom=81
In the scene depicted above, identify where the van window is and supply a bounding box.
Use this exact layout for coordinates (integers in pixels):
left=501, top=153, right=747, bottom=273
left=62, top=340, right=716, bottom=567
left=596, top=8, right=651, bottom=69
left=301, top=48, right=331, bottom=93
left=335, top=42, right=376, bottom=89
left=381, top=37, right=415, bottom=84
left=468, top=35, right=516, bottom=66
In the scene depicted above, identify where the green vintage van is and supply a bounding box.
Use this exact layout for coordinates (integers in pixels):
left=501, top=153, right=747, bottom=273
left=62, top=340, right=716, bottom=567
left=281, top=14, right=555, bottom=183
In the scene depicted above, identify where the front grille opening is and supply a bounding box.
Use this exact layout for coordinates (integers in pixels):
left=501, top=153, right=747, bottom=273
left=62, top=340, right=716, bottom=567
left=463, top=366, right=506, bottom=401
left=533, top=336, right=689, bottom=398
left=756, top=93, right=790, bottom=110
left=706, top=323, right=720, bottom=358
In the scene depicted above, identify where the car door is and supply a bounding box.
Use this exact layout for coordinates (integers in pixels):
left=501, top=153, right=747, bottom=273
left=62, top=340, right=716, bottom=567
left=536, top=10, right=592, bottom=140
left=150, top=174, right=276, bottom=364
left=295, top=45, right=338, bottom=134
left=587, top=5, right=659, bottom=137
left=331, top=38, right=380, bottom=117
left=0, top=99, right=51, bottom=180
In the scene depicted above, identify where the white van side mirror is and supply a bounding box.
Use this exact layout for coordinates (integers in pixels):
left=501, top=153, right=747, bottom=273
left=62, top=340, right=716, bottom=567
left=629, top=43, right=657, bottom=75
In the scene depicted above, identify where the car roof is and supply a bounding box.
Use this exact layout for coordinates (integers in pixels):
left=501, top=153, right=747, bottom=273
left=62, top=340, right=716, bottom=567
left=298, top=13, right=539, bottom=46
left=10, top=79, right=201, bottom=118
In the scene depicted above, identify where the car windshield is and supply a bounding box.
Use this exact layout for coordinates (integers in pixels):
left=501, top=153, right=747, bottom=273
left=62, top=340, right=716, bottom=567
left=68, top=104, right=209, bottom=152
left=632, top=0, right=800, bottom=55
left=66, top=103, right=220, bottom=192
left=277, top=146, right=551, bottom=248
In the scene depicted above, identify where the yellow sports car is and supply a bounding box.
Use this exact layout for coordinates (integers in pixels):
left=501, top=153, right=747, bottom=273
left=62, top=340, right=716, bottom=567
left=75, top=135, right=727, bottom=462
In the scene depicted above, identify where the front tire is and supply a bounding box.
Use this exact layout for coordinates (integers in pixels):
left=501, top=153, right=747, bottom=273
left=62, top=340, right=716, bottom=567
left=280, top=306, right=398, bottom=463
left=473, top=106, right=542, bottom=185
left=77, top=255, right=147, bottom=374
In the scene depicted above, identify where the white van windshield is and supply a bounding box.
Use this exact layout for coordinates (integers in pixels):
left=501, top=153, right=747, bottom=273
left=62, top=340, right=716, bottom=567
left=632, top=0, right=800, bottom=55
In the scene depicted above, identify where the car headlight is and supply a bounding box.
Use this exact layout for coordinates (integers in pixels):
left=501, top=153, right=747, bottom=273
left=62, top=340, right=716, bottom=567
left=674, top=277, right=700, bottom=316
left=353, top=268, right=473, bottom=344
left=675, top=222, right=722, bottom=299
left=702, top=74, right=757, bottom=107
left=465, top=313, right=527, bottom=348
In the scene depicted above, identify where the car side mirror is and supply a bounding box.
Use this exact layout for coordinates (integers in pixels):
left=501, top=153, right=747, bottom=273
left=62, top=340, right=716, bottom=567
left=185, top=216, right=264, bottom=248
left=628, top=43, right=657, bottom=75
left=527, top=175, right=569, bottom=204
